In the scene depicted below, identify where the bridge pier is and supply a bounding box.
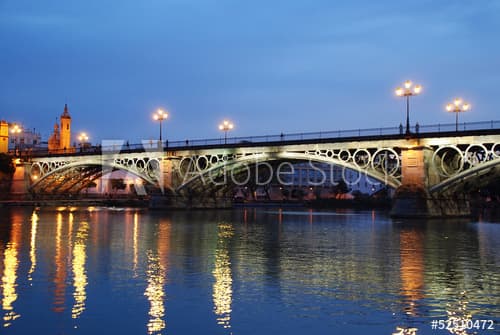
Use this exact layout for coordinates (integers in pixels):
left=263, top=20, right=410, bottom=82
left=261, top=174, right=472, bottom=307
left=390, top=184, right=471, bottom=218
left=9, top=162, right=31, bottom=200
left=390, top=143, right=471, bottom=218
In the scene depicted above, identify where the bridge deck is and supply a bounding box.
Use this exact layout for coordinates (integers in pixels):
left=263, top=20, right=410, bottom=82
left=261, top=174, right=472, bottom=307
left=22, top=121, right=500, bottom=158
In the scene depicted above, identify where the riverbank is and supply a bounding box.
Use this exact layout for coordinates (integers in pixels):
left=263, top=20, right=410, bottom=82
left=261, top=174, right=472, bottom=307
left=0, top=198, right=149, bottom=208
left=2, top=197, right=499, bottom=221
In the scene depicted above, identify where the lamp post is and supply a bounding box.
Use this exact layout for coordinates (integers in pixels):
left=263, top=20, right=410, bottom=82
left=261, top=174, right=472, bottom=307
left=10, top=123, right=22, bottom=154
left=153, top=109, right=168, bottom=142
left=218, top=120, right=234, bottom=144
left=78, top=132, right=89, bottom=152
left=395, top=80, right=422, bottom=136
left=446, top=98, right=470, bottom=131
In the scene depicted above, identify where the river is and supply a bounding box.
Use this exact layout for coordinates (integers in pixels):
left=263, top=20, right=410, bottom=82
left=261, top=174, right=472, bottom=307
left=0, top=206, right=498, bottom=334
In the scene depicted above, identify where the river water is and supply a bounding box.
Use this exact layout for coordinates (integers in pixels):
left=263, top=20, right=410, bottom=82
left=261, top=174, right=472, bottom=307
left=0, top=207, right=498, bottom=335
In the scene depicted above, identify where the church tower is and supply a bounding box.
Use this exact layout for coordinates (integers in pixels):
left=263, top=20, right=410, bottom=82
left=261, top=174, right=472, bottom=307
left=60, top=104, right=72, bottom=151
left=48, top=122, right=60, bottom=153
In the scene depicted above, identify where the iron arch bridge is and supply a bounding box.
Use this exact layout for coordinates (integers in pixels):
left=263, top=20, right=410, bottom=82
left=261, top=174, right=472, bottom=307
left=25, top=128, right=500, bottom=198
left=28, top=152, right=165, bottom=194
left=173, top=147, right=402, bottom=193
left=429, top=142, right=500, bottom=193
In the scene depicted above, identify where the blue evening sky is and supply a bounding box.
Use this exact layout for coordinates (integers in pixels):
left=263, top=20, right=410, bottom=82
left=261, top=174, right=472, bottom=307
left=1, top=0, right=499, bottom=143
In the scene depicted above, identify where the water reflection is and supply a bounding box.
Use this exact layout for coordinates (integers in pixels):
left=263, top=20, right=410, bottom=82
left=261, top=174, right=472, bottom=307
left=393, top=225, right=425, bottom=335
left=392, top=326, right=418, bottom=335
left=144, top=218, right=170, bottom=335
left=212, top=222, right=234, bottom=330
left=399, top=227, right=424, bottom=316
left=0, top=208, right=496, bottom=335
left=68, top=212, right=74, bottom=261
left=53, top=212, right=67, bottom=313
left=28, top=211, right=38, bottom=281
left=145, top=251, right=165, bottom=334
left=445, top=291, right=473, bottom=335
left=1, top=211, right=22, bottom=327
left=72, top=220, right=89, bottom=319
left=133, top=212, right=139, bottom=275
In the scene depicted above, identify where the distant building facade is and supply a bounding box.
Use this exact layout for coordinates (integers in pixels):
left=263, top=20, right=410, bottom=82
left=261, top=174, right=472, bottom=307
left=282, top=162, right=384, bottom=194
left=0, top=121, right=8, bottom=153
left=8, top=127, right=42, bottom=151
left=1, top=120, right=42, bottom=153
left=233, top=162, right=389, bottom=202
left=48, top=104, right=74, bottom=153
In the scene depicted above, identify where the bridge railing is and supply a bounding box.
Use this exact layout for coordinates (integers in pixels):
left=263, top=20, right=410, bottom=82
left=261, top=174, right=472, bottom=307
left=164, top=120, right=500, bottom=147
left=418, top=120, right=500, bottom=133
left=164, top=125, right=402, bottom=147
left=24, top=120, right=500, bottom=157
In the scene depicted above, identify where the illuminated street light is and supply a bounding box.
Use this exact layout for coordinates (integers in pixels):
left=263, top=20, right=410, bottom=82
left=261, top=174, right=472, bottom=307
left=446, top=98, right=470, bottom=131
left=153, top=109, right=168, bottom=142
left=218, top=120, right=234, bottom=144
left=395, top=80, right=422, bottom=136
left=10, top=123, right=22, bottom=135
left=10, top=123, right=22, bottom=153
left=78, top=132, right=89, bottom=143
left=78, top=132, right=89, bottom=152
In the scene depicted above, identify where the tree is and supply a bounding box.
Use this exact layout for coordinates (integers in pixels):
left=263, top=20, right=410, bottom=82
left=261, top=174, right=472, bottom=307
left=84, top=180, right=97, bottom=194
left=281, top=188, right=290, bottom=200
left=0, top=154, right=15, bottom=199
left=110, top=178, right=126, bottom=193
left=332, top=179, right=350, bottom=195
left=313, top=187, right=323, bottom=200
left=0, top=154, right=15, bottom=175
left=291, top=188, right=306, bottom=200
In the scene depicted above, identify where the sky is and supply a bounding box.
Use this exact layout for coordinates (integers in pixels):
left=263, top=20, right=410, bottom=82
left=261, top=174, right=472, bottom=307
left=1, top=0, right=499, bottom=143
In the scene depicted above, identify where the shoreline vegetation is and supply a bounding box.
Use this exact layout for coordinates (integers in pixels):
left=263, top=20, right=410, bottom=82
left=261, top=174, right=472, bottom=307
left=0, top=153, right=15, bottom=200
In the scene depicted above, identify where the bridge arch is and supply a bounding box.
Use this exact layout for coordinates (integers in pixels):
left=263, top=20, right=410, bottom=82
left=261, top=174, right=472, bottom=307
left=429, top=157, right=500, bottom=194
left=175, top=151, right=401, bottom=193
left=29, top=158, right=168, bottom=194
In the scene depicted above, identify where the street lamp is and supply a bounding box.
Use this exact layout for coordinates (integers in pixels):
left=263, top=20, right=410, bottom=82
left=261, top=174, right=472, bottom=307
left=10, top=124, right=21, bottom=135
left=218, top=120, right=234, bottom=144
left=153, top=109, right=168, bottom=142
left=10, top=123, right=22, bottom=153
left=78, top=132, right=89, bottom=152
left=446, top=98, right=470, bottom=131
left=395, top=80, right=422, bottom=136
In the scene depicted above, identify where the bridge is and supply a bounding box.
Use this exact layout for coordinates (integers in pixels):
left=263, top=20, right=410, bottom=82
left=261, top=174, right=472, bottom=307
left=13, top=120, right=500, bottom=217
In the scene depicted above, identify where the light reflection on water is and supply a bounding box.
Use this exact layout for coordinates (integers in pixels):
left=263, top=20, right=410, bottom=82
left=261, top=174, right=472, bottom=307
left=1, top=213, right=21, bottom=327
left=0, top=207, right=497, bottom=335
left=53, top=212, right=66, bottom=314
left=213, top=222, right=234, bottom=330
left=399, top=228, right=424, bottom=316
left=71, top=220, right=88, bottom=319
left=28, top=211, right=38, bottom=281
left=144, top=218, right=170, bottom=335
left=144, top=250, right=166, bottom=334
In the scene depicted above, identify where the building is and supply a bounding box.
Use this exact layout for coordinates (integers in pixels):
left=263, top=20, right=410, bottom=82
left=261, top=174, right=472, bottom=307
left=48, top=104, right=74, bottom=153
left=0, top=120, right=8, bottom=153
left=1, top=120, right=42, bottom=153
left=282, top=162, right=384, bottom=195
left=233, top=162, right=388, bottom=202
left=8, top=127, right=42, bottom=151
